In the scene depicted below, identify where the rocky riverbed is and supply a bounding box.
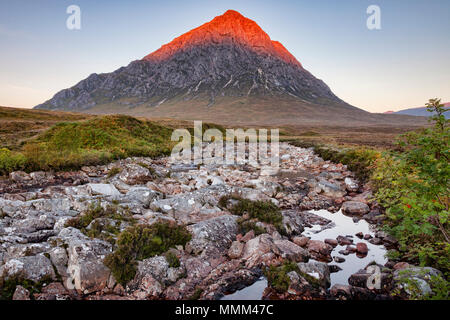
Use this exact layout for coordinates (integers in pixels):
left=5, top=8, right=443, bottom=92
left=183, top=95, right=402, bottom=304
left=0, top=143, right=443, bottom=300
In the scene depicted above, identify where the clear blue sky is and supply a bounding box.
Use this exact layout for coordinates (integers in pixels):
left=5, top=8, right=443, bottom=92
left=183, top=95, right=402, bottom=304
left=0, top=0, right=449, bottom=112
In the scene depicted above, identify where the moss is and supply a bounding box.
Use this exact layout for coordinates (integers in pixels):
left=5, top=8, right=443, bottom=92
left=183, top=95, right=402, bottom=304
left=164, top=251, right=180, bottom=268
left=188, top=288, right=204, bottom=300
left=263, top=261, right=299, bottom=293
left=104, top=221, right=191, bottom=286
left=106, top=167, right=121, bottom=178
left=236, top=218, right=266, bottom=235
left=65, top=202, right=135, bottom=244
left=219, top=196, right=285, bottom=234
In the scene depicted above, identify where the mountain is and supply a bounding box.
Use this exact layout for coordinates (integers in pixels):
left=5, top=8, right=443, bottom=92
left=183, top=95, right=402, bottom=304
left=35, top=10, right=425, bottom=126
left=389, top=102, right=449, bottom=119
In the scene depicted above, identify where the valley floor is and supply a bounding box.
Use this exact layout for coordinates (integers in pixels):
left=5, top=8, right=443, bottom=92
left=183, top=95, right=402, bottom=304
left=0, top=143, right=440, bottom=300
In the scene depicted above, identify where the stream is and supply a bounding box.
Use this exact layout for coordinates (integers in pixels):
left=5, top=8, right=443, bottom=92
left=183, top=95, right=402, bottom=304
left=221, top=209, right=388, bottom=300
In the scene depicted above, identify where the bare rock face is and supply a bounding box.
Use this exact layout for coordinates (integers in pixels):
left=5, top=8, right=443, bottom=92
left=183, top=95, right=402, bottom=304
left=35, top=10, right=346, bottom=112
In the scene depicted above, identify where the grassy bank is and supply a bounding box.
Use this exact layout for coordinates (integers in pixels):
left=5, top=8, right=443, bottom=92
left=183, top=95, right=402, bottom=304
left=0, top=114, right=175, bottom=174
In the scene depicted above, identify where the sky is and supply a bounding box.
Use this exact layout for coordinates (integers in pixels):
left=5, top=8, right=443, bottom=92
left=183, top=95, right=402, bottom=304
left=0, top=0, right=449, bottom=113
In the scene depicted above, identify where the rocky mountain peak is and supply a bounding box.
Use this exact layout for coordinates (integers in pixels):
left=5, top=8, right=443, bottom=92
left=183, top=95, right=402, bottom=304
left=143, top=10, right=302, bottom=67
left=35, top=10, right=350, bottom=116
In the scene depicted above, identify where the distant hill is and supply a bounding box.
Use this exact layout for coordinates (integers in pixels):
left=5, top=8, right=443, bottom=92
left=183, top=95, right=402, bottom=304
left=387, top=102, right=449, bottom=119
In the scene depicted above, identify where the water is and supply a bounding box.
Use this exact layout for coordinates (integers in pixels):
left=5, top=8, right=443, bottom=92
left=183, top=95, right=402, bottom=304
left=221, top=278, right=268, bottom=300
left=303, top=209, right=388, bottom=287
left=221, top=209, right=388, bottom=299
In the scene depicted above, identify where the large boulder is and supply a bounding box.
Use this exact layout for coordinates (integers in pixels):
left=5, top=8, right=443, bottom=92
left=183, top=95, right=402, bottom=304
left=51, top=228, right=112, bottom=294
left=0, top=254, right=55, bottom=282
left=186, top=215, right=239, bottom=256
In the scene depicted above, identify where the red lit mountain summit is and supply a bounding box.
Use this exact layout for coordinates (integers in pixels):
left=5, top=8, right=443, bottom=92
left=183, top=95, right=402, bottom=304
left=35, top=10, right=417, bottom=125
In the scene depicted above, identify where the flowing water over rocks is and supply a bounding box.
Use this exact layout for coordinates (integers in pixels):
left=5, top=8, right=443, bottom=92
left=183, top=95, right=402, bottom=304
left=0, top=143, right=437, bottom=300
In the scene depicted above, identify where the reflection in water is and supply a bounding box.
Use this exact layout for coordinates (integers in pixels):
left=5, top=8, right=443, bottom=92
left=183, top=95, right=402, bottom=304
left=303, top=209, right=387, bottom=287
left=221, top=209, right=388, bottom=299
left=221, top=277, right=268, bottom=300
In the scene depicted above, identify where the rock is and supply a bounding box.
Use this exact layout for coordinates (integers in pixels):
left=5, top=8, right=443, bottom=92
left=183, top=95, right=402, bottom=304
left=274, top=240, right=309, bottom=262
left=330, top=284, right=352, bottom=299
left=35, top=282, right=71, bottom=300
left=317, top=179, right=346, bottom=198
left=125, top=187, right=160, bottom=206
left=355, top=232, right=364, bottom=239
left=242, top=234, right=278, bottom=268
left=87, top=183, right=121, bottom=197
left=368, top=237, right=382, bottom=245
left=1, top=254, right=55, bottom=282
left=363, top=234, right=372, bottom=240
left=9, top=171, right=31, bottom=183
left=132, top=274, right=163, bottom=299
left=356, top=243, right=369, bottom=255
left=282, top=210, right=305, bottom=236
left=186, top=215, right=239, bottom=256
left=119, top=164, right=152, bottom=185
left=228, top=241, right=244, bottom=259
left=393, top=266, right=443, bottom=298
left=341, top=201, right=370, bottom=215
left=344, top=177, right=359, bottom=192
left=333, top=256, right=345, bottom=263
left=307, top=240, right=333, bottom=262
left=297, top=261, right=331, bottom=288
left=336, top=235, right=353, bottom=245
left=348, top=264, right=392, bottom=290
left=393, top=262, right=410, bottom=270
left=12, top=285, right=31, bottom=300
left=324, top=238, right=338, bottom=247
left=240, top=230, right=255, bottom=242
left=329, top=265, right=342, bottom=273
left=292, top=236, right=309, bottom=247
left=55, top=228, right=112, bottom=294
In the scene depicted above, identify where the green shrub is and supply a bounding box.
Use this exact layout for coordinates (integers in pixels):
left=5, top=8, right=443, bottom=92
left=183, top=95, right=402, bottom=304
left=371, top=99, right=449, bottom=278
left=0, top=148, right=26, bottom=176
left=106, top=167, right=122, bottom=178
left=263, top=261, right=299, bottom=292
left=65, top=202, right=135, bottom=244
left=17, top=115, right=174, bottom=172
left=104, top=221, right=191, bottom=285
left=164, top=251, right=181, bottom=268
left=219, top=196, right=285, bottom=234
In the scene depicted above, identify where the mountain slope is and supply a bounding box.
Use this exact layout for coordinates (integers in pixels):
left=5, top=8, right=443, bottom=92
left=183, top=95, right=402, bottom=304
left=34, top=10, right=425, bottom=126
